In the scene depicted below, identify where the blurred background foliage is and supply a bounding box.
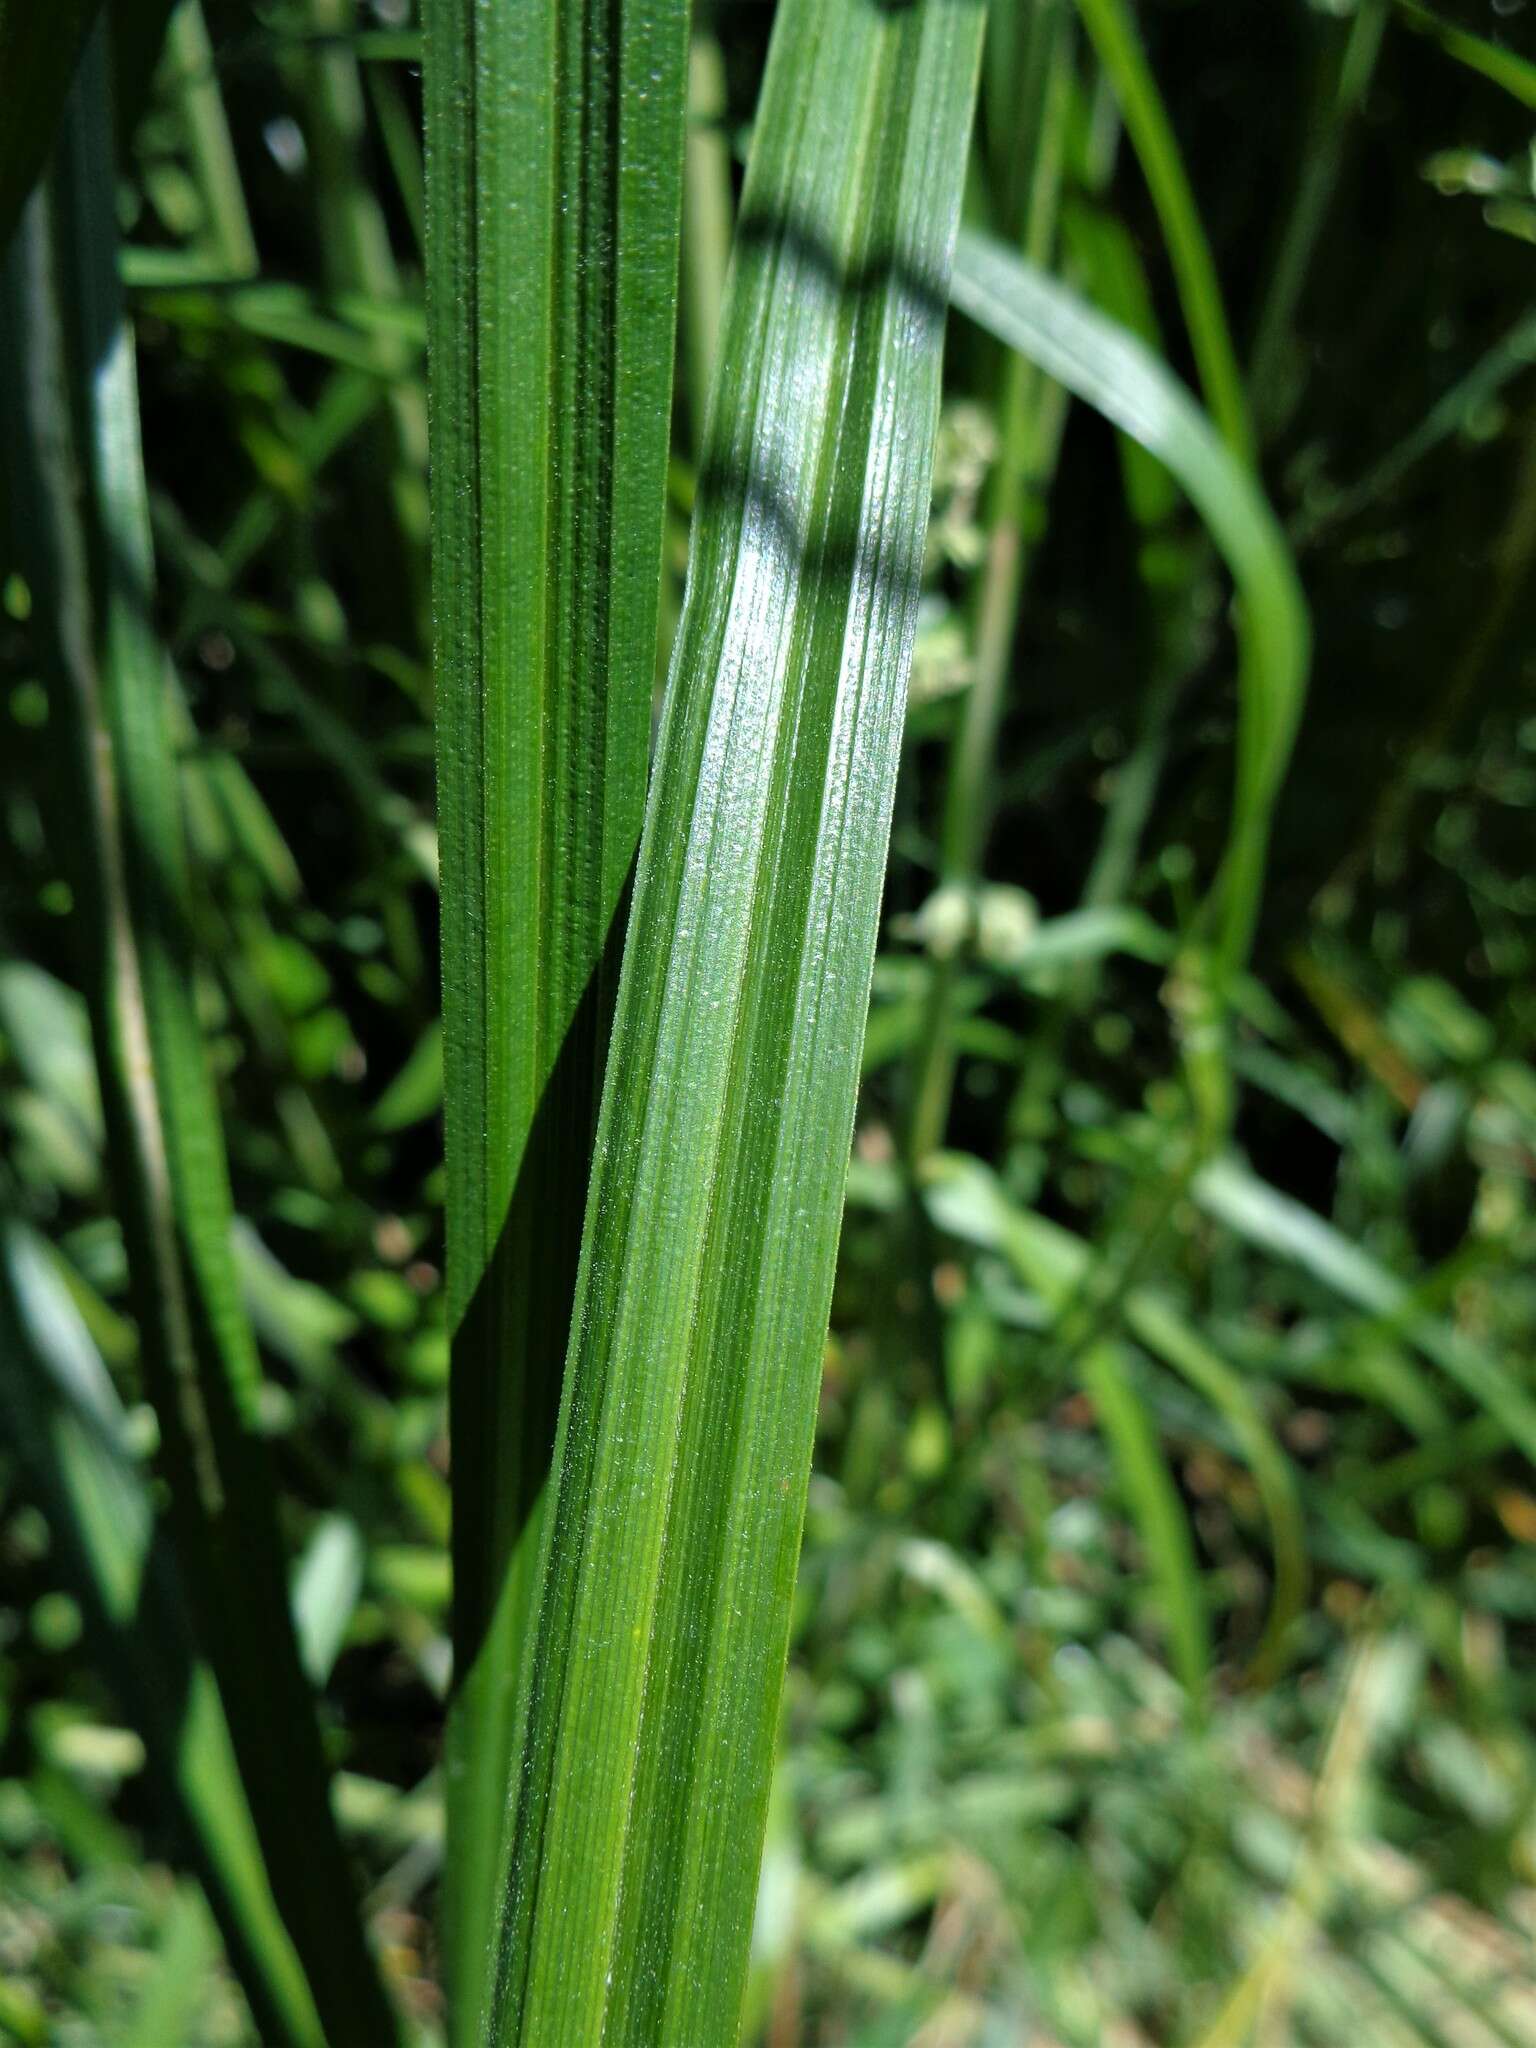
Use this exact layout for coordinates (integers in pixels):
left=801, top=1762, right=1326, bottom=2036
left=2, top=0, right=1536, bottom=2042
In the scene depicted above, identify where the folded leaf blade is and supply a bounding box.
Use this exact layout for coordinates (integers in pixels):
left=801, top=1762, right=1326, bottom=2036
left=420, top=0, right=689, bottom=2031
left=486, top=3, right=985, bottom=2041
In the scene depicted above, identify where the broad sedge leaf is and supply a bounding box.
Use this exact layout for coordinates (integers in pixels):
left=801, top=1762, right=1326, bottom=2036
left=420, top=0, right=688, bottom=2030
left=484, top=1, right=985, bottom=2041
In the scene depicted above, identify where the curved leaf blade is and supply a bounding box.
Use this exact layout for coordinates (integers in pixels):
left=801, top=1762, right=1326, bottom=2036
left=924, top=1153, right=1307, bottom=1688
left=949, top=231, right=1310, bottom=973
left=1085, top=1343, right=1212, bottom=1711
left=1196, top=1155, right=1536, bottom=1466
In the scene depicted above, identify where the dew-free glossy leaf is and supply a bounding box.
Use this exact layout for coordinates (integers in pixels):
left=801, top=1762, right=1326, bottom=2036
left=485, top=2, right=985, bottom=2040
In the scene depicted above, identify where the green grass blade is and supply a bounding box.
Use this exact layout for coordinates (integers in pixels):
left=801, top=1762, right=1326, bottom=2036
left=1195, top=1156, right=1536, bottom=1466
left=949, top=232, right=1309, bottom=974
left=997, top=194, right=1190, bottom=1154
left=486, top=2, right=984, bottom=2039
left=162, top=0, right=258, bottom=281
left=1395, top=0, right=1536, bottom=109
left=1248, top=0, right=1385, bottom=439
left=1060, top=196, right=1181, bottom=528
left=902, top=0, right=1073, bottom=1167
left=1124, top=1293, right=1308, bottom=1684
left=121, top=1888, right=220, bottom=2048
left=0, top=0, right=100, bottom=251
left=1083, top=1343, right=1211, bottom=1711
left=0, top=37, right=398, bottom=2047
left=0, top=1221, right=326, bottom=2048
left=420, top=0, right=689, bottom=2031
left=941, top=0, right=1072, bottom=893
left=1298, top=308, right=1536, bottom=543
left=296, top=0, right=430, bottom=640
left=1074, top=0, right=1255, bottom=465
left=111, top=0, right=183, bottom=143
left=925, top=1154, right=1306, bottom=1692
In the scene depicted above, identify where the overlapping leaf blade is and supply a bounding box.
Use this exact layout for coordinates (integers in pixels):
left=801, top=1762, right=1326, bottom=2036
left=420, top=0, right=689, bottom=2031
left=483, top=1, right=985, bottom=2040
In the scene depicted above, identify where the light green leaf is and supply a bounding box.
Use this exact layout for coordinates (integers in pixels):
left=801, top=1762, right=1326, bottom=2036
left=1196, top=1155, right=1536, bottom=1466
left=120, top=1887, right=221, bottom=2048
left=925, top=1152, right=1307, bottom=1684
left=949, top=232, right=1309, bottom=974
left=369, top=1017, right=443, bottom=1132
left=1126, top=1292, right=1308, bottom=1685
left=1396, top=0, right=1536, bottom=109
left=483, top=2, right=985, bottom=2041
left=232, top=1217, right=360, bottom=1378
left=1084, top=1342, right=1211, bottom=1710
left=0, top=960, right=103, bottom=1152
left=291, top=1513, right=365, bottom=1687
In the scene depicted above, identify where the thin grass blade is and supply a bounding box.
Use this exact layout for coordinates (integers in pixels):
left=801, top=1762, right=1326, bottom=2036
left=1196, top=1156, right=1536, bottom=1464
left=902, top=0, right=1075, bottom=1166
left=1084, top=1343, right=1212, bottom=1711
left=1123, top=1292, right=1308, bottom=1685
left=925, top=1154, right=1306, bottom=1690
left=1074, top=0, right=1254, bottom=464
left=949, top=232, right=1308, bottom=975
left=1395, top=0, right=1536, bottom=108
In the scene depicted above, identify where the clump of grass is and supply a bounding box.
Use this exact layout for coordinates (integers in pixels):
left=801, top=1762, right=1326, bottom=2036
left=1, top=33, right=397, bottom=2045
